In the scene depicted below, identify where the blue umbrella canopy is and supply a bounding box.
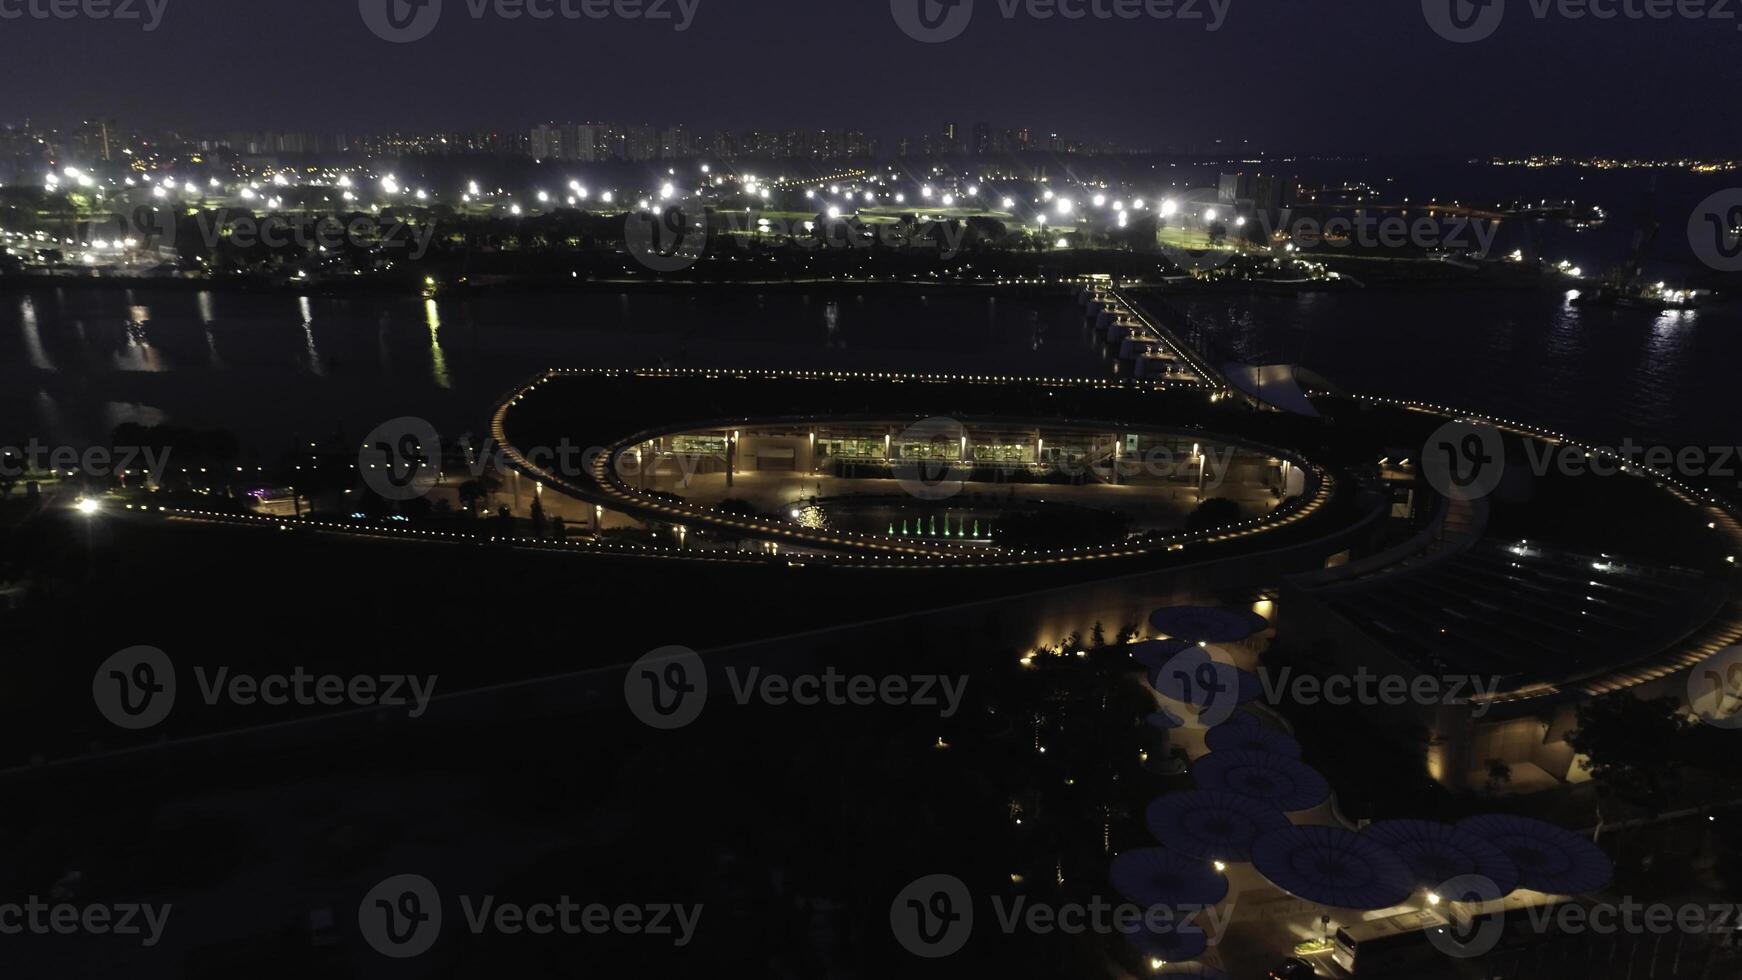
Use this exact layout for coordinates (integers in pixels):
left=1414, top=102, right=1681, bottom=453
left=1363, top=819, right=1522, bottom=898
left=1109, top=847, right=1230, bottom=909
left=1457, top=815, right=1613, bottom=895
left=1145, top=790, right=1290, bottom=863
left=1251, top=825, right=1416, bottom=911
left=1192, top=751, right=1331, bottom=812
left=1147, top=649, right=1262, bottom=725
left=1118, top=918, right=1210, bottom=964
left=1205, top=723, right=1303, bottom=759
left=1131, top=639, right=1194, bottom=670
left=1221, top=708, right=1261, bottom=728
left=1145, top=707, right=1188, bottom=731
left=1149, top=605, right=1270, bottom=644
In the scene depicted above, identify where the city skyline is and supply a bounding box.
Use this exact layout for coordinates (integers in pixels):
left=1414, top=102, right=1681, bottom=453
left=10, top=113, right=1742, bottom=171
left=2, top=2, right=1741, bottom=157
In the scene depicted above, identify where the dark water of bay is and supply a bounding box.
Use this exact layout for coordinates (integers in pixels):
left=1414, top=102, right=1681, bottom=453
left=0, top=287, right=1102, bottom=457
left=1, top=283, right=1737, bottom=461
left=1170, top=287, right=1742, bottom=450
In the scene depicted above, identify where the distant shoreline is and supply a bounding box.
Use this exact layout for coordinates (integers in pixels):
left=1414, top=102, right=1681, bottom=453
left=0, top=272, right=1087, bottom=298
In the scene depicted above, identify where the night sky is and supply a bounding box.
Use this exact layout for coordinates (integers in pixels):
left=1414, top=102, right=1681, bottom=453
left=2, top=0, right=1739, bottom=154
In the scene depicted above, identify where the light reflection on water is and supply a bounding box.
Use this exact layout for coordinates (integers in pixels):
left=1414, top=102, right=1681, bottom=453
left=19, top=295, right=52, bottom=371
left=299, top=296, right=323, bottom=377
left=1169, top=288, right=1741, bottom=448
left=0, top=287, right=1098, bottom=453
left=426, top=298, right=450, bottom=390
left=6, top=285, right=1736, bottom=455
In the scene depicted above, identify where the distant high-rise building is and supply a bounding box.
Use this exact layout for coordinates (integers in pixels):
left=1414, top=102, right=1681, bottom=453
left=660, top=124, right=694, bottom=160
left=530, top=122, right=564, bottom=160
left=573, top=123, right=603, bottom=162
left=625, top=124, right=658, bottom=162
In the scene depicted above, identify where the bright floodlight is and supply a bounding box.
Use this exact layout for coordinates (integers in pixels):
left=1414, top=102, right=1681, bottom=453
left=1055, top=198, right=1073, bottom=216
left=942, top=194, right=955, bottom=206
left=1205, top=208, right=1219, bottom=222
left=660, top=182, right=675, bottom=200
left=382, top=176, right=400, bottom=195
left=1161, top=199, right=1179, bottom=217
left=75, top=498, right=100, bottom=516
left=921, top=186, right=934, bottom=199
left=537, top=190, right=550, bottom=203
left=1001, top=197, right=1015, bottom=209
left=1093, top=194, right=1106, bottom=207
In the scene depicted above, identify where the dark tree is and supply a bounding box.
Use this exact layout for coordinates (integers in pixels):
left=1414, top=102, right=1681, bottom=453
left=1567, top=693, right=1687, bottom=810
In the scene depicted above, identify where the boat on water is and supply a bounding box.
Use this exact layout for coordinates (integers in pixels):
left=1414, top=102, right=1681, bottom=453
left=1572, top=278, right=1703, bottom=311
left=1571, top=180, right=1704, bottom=311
